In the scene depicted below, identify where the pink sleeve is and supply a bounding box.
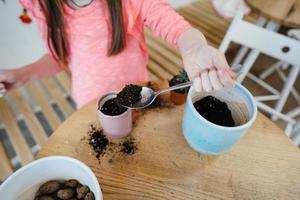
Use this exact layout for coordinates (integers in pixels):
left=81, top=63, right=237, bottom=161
left=140, top=0, right=192, bottom=45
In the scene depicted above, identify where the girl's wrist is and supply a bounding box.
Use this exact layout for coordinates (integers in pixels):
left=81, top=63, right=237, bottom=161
left=177, top=28, right=207, bottom=54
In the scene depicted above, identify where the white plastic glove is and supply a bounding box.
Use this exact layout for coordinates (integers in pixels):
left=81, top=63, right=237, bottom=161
left=177, top=28, right=236, bottom=92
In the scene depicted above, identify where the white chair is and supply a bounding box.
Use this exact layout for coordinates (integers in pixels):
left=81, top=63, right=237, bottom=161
left=230, top=16, right=280, bottom=68
left=258, top=28, right=300, bottom=121
left=219, top=12, right=300, bottom=144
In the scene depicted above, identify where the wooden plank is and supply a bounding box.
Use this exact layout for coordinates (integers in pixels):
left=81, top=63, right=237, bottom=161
left=146, top=39, right=183, bottom=69
left=0, top=99, right=33, bottom=165
left=192, top=0, right=229, bottom=18
left=145, top=32, right=183, bottom=77
left=285, top=0, right=300, bottom=27
left=0, top=140, right=13, bottom=181
left=26, top=81, right=61, bottom=130
left=148, top=50, right=181, bottom=75
left=147, top=60, right=173, bottom=80
left=185, top=0, right=257, bottom=24
left=188, top=1, right=231, bottom=25
left=9, top=90, right=48, bottom=146
left=55, top=70, right=72, bottom=95
left=145, top=29, right=181, bottom=58
left=189, top=0, right=257, bottom=23
left=179, top=8, right=225, bottom=46
left=181, top=6, right=229, bottom=34
left=147, top=70, right=160, bottom=81
left=183, top=5, right=229, bottom=32
left=246, top=0, right=296, bottom=25
left=42, top=77, right=74, bottom=117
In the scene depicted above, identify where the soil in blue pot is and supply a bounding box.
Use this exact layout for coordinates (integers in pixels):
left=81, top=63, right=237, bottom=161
left=194, top=96, right=235, bottom=127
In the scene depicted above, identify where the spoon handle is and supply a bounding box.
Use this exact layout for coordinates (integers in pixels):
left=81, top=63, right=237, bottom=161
left=155, top=64, right=243, bottom=96
left=156, top=81, right=193, bottom=95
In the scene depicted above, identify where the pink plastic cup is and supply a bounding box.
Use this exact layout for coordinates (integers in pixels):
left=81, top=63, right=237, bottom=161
left=97, top=92, right=132, bottom=138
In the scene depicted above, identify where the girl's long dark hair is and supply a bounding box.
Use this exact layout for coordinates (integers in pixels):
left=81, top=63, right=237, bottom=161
left=39, top=0, right=125, bottom=64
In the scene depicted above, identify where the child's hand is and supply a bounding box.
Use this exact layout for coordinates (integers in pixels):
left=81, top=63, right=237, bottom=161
left=182, top=44, right=236, bottom=92
left=177, top=28, right=236, bottom=92
left=0, top=55, right=65, bottom=97
left=0, top=69, right=27, bottom=97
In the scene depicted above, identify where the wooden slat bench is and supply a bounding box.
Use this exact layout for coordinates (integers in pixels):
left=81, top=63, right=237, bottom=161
left=0, top=0, right=257, bottom=182
left=0, top=140, right=13, bottom=181
left=0, top=71, right=76, bottom=182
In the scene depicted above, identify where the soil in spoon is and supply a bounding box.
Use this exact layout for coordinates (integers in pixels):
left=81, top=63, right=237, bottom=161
left=116, top=84, right=142, bottom=107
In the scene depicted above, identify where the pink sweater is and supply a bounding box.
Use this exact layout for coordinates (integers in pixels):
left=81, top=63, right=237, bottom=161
left=20, top=0, right=191, bottom=108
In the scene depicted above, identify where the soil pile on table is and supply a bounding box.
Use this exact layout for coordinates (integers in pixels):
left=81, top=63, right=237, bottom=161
left=194, top=96, right=235, bottom=127
left=89, top=128, right=109, bottom=159
left=120, top=137, right=137, bottom=155
left=100, top=98, right=127, bottom=116
left=87, top=126, right=138, bottom=161
left=116, top=84, right=142, bottom=107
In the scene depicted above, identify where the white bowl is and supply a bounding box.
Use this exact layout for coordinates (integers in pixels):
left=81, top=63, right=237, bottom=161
left=0, top=156, right=102, bottom=200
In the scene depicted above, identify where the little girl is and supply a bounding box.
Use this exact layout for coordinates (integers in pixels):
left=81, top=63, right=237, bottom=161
left=0, top=0, right=235, bottom=108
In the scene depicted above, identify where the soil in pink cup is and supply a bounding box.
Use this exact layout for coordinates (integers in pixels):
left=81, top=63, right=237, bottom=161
left=97, top=92, right=132, bottom=138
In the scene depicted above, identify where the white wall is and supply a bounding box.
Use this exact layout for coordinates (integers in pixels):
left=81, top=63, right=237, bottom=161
left=0, top=0, right=195, bottom=69
left=0, top=0, right=46, bottom=69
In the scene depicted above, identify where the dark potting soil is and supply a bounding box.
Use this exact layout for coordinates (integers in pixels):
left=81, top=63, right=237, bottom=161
left=116, top=84, right=142, bottom=106
left=88, top=126, right=137, bottom=161
left=194, top=96, right=235, bottom=127
left=89, top=128, right=109, bottom=159
left=120, top=137, right=137, bottom=155
left=100, top=98, right=127, bottom=116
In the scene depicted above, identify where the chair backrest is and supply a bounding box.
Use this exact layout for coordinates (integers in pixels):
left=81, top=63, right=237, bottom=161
left=219, top=12, right=300, bottom=66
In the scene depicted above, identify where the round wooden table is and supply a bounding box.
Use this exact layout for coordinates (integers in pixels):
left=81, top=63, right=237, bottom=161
left=246, top=0, right=300, bottom=28
left=38, top=83, right=300, bottom=199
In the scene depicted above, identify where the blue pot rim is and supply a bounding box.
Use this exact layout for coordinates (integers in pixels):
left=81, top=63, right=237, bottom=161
left=187, top=83, right=258, bottom=131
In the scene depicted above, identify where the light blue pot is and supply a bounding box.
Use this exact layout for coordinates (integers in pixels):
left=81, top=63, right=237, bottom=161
left=182, top=83, right=257, bottom=155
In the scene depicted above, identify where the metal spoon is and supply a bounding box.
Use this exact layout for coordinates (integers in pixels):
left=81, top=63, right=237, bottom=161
left=122, top=65, right=243, bottom=109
